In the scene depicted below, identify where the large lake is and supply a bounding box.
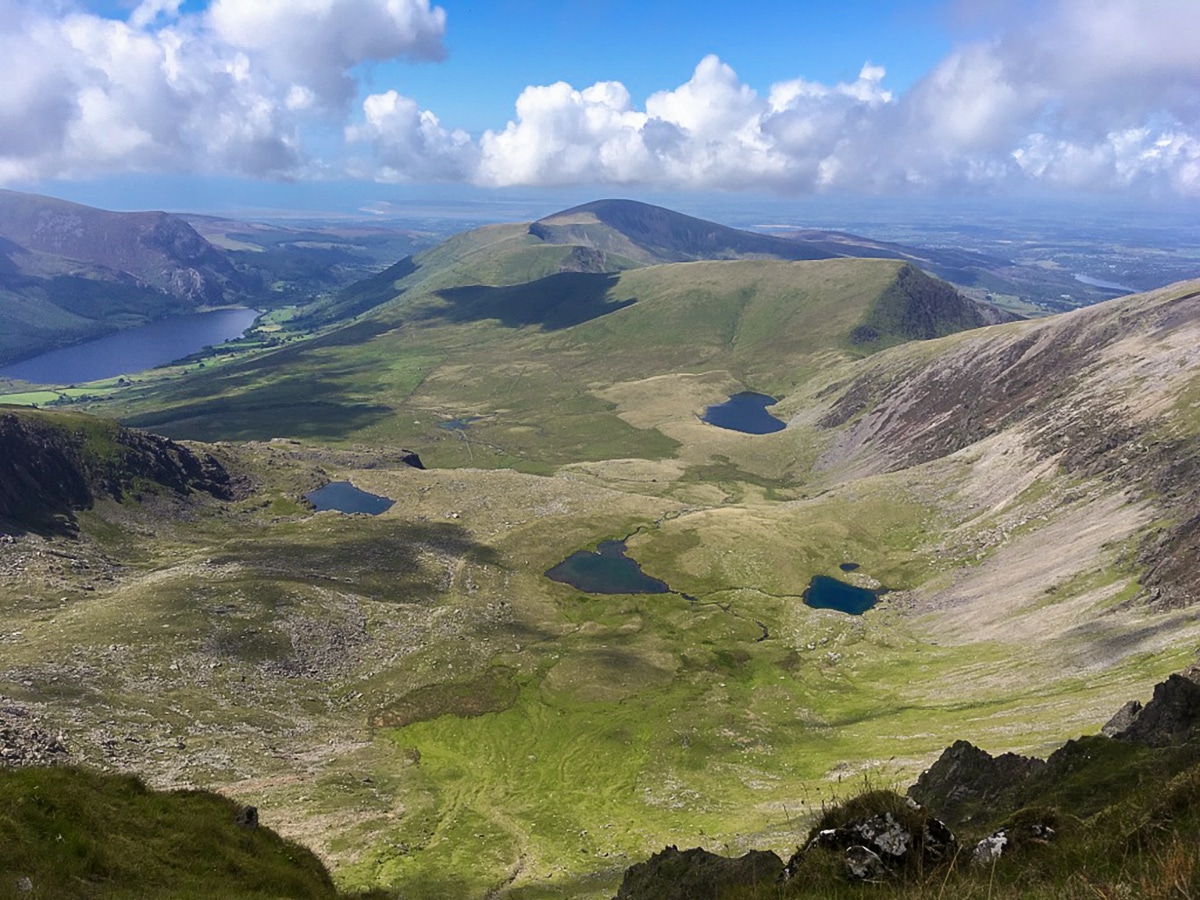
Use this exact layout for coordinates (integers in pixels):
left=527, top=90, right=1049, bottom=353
left=1074, top=273, right=1134, bottom=292
left=0, top=308, right=259, bottom=386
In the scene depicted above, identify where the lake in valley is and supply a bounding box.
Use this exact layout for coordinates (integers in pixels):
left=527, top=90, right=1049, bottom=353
left=0, top=308, right=260, bottom=385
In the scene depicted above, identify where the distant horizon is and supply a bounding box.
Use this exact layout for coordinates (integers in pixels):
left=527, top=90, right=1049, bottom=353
left=10, top=181, right=1200, bottom=238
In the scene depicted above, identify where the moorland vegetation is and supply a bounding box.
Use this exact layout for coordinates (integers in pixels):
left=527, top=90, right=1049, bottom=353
left=2, top=199, right=1199, bottom=898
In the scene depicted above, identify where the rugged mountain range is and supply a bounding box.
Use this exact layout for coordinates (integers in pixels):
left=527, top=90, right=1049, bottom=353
left=0, top=190, right=245, bottom=302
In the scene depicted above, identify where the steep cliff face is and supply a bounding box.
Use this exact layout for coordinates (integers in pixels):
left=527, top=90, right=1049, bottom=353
left=0, top=190, right=249, bottom=305
left=0, top=408, right=236, bottom=533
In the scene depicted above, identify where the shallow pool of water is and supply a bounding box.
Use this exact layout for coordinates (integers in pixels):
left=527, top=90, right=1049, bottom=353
left=437, top=417, right=481, bottom=431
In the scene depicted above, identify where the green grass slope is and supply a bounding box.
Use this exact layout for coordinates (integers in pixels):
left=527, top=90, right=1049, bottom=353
left=108, top=258, right=980, bottom=471
left=0, top=767, right=345, bottom=899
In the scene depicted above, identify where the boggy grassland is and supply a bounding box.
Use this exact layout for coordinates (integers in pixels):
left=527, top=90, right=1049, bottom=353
left=4, top=266, right=1200, bottom=898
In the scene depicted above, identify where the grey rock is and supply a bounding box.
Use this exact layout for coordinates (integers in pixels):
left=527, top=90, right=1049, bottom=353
left=849, top=812, right=910, bottom=860
left=972, top=830, right=1008, bottom=865
left=922, top=817, right=957, bottom=861
left=613, top=845, right=783, bottom=900
left=235, top=805, right=258, bottom=829
left=844, top=845, right=887, bottom=882
left=908, top=739, right=1046, bottom=827
left=1102, top=700, right=1143, bottom=737
left=1111, top=674, right=1200, bottom=746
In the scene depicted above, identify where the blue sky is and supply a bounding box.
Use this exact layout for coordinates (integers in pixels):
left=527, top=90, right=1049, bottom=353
left=4, top=0, right=1199, bottom=216
left=384, top=1, right=954, bottom=132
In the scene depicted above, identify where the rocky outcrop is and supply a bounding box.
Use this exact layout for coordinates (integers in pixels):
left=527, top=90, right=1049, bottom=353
left=0, top=409, right=238, bottom=533
left=908, top=740, right=1047, bottom=827
left=235, top=806, right=259, bottom=829
left=784, top=793, right=956, bottom=885
left=612, top=846, right=783, bottom=900
left=1107, top=673, right=1200, bottom=746
left=971, top=820, right=1055, bottom=866
left=1101, top=699, right=1144, bottom=737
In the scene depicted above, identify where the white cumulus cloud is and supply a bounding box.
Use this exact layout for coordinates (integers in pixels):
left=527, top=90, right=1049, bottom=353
left=2, top=0, right=1200, bottom=198
left=0, top=0, right=447, bottom=184
left=208, top=0, right=446, bottom=110
left=348, top=90, right=476, bottom=182
left=466, top=0, right=1200, bottom=197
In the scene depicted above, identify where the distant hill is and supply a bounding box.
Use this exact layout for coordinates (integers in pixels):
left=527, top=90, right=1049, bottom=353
left=322, top=198, right=1014, bottom=331
left=0, top=190, right=256, bottom=365
left=182, top=213, right=433, bottom=304
left=530, top=198, right=837, bottom=264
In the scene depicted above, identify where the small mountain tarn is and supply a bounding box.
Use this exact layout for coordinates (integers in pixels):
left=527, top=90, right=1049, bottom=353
left=305, top=481, right=394, bottom=515
left=802, top=574, right=884, bottom=615
left=545, top=540, right=670, bottom=594
left=701, top=391, right=787, bottom=434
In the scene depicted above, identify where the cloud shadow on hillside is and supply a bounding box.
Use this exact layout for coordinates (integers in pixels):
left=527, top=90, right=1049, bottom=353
left=213, top=519, right=504, bottom=604
left=426, top=272, right=635, bottom=330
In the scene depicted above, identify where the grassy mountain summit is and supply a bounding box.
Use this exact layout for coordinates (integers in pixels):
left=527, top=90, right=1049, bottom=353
left=529, top=198, right=837, bottom=263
